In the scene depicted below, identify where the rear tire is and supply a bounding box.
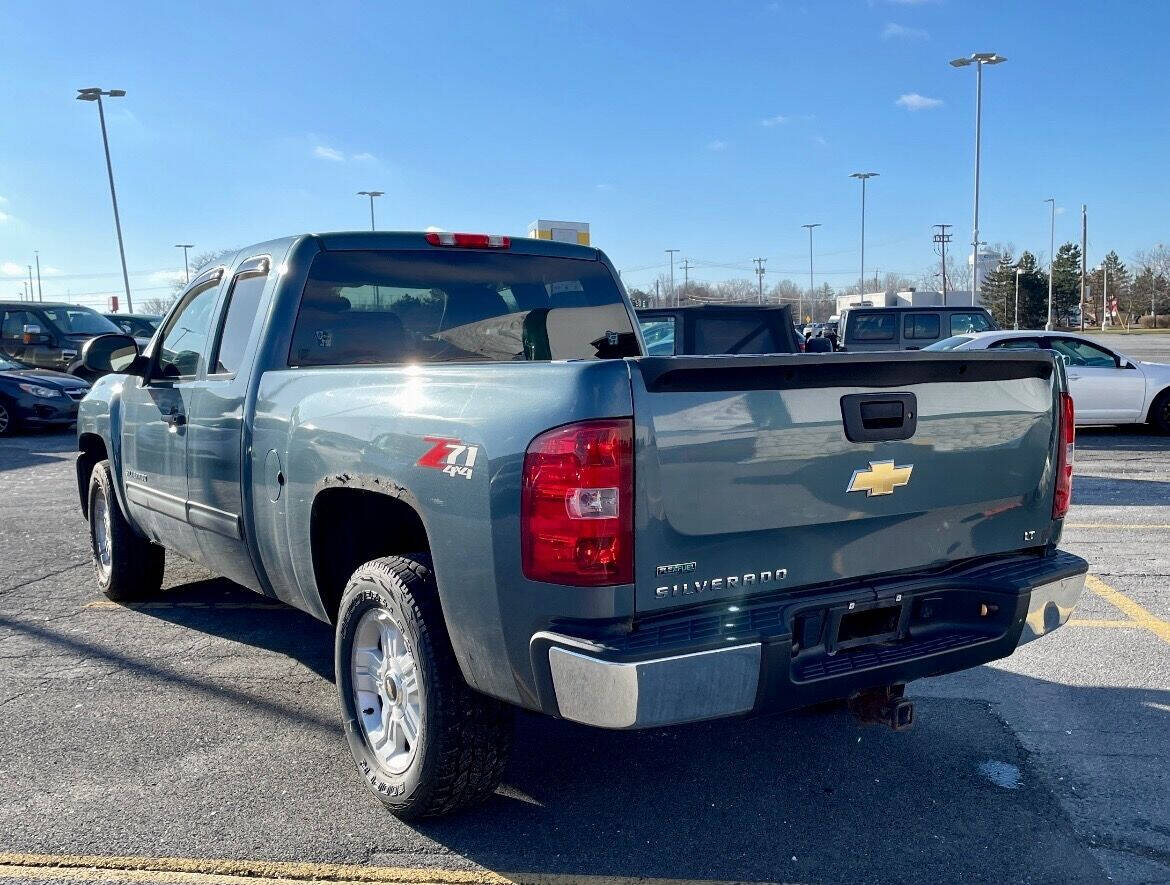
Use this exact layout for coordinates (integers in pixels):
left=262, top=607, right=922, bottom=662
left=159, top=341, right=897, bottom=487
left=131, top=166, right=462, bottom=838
left=335, top=555, right=512, bottom=819
left=1150, top=391, right=1170, bottom=435
left=88, top=460, right=165, bottom=601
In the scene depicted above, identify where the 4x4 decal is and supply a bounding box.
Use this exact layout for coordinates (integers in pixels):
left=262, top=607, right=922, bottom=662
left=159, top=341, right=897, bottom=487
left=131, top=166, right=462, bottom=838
left=417, top=437, right=480, bottom=480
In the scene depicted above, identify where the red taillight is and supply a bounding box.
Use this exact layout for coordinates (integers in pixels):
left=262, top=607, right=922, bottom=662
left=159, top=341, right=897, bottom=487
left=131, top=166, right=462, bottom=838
left=1053, top=392, right=1075, bottom=519
left=424, top=232, right=511, bottom=249
left=521, top=419, right=634, bottom=586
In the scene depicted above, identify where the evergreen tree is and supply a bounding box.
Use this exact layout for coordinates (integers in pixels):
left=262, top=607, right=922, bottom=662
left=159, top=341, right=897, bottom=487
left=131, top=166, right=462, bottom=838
left=981, top=253, right=1018, bottom=328
left=1050, top=242, right=1082, bottom=327
left=1015, top=251, right=1050, bottom=330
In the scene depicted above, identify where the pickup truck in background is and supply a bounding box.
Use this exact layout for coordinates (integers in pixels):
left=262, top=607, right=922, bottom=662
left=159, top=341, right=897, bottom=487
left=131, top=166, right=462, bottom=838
left=76, top=231, right=1087, bottom=819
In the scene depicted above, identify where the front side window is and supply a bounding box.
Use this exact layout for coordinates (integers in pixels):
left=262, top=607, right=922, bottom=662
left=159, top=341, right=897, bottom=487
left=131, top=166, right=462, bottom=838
left=949, top=312, right=993, bottom=335
left=289, top=250, right=638, bottom=366
left=1, top=310, right=37, bottom=343
left=156, top=279, right=222, bottom=379
left=903, top=313, right=941, bottom=340
left=847, top=313, right=895, bottom=342
left=1048, top=337, right=1118, bottom=368
left=639, top=317, right=676, bottom=355
left=211, top=270, right=269, bottom=375
left=41, top=306, right=120, bottom=335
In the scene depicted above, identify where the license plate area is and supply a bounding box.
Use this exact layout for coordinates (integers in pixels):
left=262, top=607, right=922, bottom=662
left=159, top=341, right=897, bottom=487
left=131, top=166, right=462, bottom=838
left=826, top=600, right=910, bottom=655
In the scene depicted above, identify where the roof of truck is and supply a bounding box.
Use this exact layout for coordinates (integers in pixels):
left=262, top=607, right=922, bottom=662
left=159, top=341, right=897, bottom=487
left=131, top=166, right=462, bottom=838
left=307, top=231, right=602, bottom=261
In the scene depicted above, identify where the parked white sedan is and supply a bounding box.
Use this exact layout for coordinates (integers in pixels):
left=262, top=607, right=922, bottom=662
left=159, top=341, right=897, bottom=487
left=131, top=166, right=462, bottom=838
left=926, top=330, right=1170, bottom=432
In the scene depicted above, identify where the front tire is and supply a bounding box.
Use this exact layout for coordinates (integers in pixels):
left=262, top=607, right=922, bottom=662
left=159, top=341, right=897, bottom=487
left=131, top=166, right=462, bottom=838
left=1150, top=391, right=1170, bottom=435
left=335, top=555, right=512, bottom=819
left=0, top=397, right=16, bottom=436
left=88, top=460, right=165, bottom=601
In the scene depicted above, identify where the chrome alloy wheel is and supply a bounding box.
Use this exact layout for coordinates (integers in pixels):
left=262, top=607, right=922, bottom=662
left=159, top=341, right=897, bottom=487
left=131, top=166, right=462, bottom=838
left=352, top=608, right=422, bottom=775
left=0, top=402, right=9, bottom=434
left=92, top=486, right=112, bottom=582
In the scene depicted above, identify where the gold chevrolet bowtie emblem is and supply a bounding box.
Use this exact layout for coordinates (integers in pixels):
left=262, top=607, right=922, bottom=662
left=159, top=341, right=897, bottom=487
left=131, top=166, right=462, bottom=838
left=847, top=460, right=913, bottom=497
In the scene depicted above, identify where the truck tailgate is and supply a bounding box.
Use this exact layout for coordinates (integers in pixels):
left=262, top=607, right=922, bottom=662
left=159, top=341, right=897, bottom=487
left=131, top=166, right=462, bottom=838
left=631, top=352, right=1062, bottom=614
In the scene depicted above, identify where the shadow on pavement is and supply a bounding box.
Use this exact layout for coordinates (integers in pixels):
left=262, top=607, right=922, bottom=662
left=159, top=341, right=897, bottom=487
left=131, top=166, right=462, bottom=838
left=0, top=428, right=76, bottom=473
left=1076, top=425, right=1166, bottom=452
left=1072, top=474, right=1170, bottom=507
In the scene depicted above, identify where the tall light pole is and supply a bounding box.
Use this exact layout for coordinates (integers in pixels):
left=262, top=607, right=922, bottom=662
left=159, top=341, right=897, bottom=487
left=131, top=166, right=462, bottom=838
left=357, top=191, right=384, bottom=230
left=1044, top=198, right=1056, bottom=329
left=665, top=249, right=679, bottom=306
left=850, top=173, right=878, bottom=303
left=77, top=87, right=133, bottom=314
left=1014, top=267, right=1023, bottom=330
left=801, top=223, right=821, bottom=323
left=950, top=53, right=1006, bottom=307
left=174, top=244, right=194, bottom=285
left=34, top=251, right=42, bottom=301
left=1099, top=262, right=1109, bottom=331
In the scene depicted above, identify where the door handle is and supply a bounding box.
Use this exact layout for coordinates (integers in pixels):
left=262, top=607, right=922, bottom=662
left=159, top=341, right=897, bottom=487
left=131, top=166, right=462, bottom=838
left=163, top=411, right=186, bottom=429
left=1066, top=373, right=1081, bottom=380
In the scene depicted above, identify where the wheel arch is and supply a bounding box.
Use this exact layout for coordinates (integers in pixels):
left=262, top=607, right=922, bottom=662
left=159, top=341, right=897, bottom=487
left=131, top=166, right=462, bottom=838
left=1147, top=386, right=1170, bottom=429
left=76, top=432, right=108, bottom=517
left=308, top=485, right=435, bottom=625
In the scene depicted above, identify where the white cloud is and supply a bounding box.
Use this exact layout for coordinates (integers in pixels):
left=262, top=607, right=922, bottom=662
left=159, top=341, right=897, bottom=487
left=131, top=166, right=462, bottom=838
left=595, top=183, right=613, bottom=191
left=147, top=269, right=186, bottom=286
left=2, top=262, right=25, bottom=277
left=351, top=152, right=376, bottom=162
left=896, top=92, right=944, bottom=111
left=761, top=114, right=789, bottom=127
left=0, top=195, right=8, bottom=204
left=313, top=145, right=345, bottom=162
left=43, top=266, right=62, bottom=274
left=883, top=22, right=928, bottom=39
left=707, top=139, right=729, bottom=151
left=0, top=211, right=10, bottom=223
left=1054, top=206, right=1066, bottom=216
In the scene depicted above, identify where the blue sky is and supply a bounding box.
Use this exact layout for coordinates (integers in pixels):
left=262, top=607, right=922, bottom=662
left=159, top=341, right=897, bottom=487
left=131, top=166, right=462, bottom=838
left=2, top=0, right=1168, bottom=308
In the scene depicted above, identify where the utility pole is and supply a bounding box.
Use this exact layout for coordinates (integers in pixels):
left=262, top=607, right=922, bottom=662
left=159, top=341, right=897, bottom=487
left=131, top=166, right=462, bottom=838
left=1080, top=205, right=1087, bottom=333
left=932, top=224, right=952, bottom=303
left=680, top=258, right=694, bottom=303
left=34, top=252, right=43, bottom=301
left=753, top=257, right=767, bottom=304
left=1101, top=261, right=1109, bottom=332
left=801, top=223, right=821, bottom=323
left=28, top=266, right=35, bottom=304
left=1014, top=267, right=1022, bottom=330
left=665, top=249, right=679, bottom=306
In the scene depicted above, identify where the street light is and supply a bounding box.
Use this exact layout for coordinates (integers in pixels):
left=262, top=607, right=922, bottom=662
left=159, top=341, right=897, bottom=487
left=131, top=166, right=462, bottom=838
left=950, top=53, right=1006, bottom=307
left=665, top=249, right=679, bottom=306
left=849, top=173, right=878, bottom=303
left=801, top=223, right=821, bottom=324
left=1014, top=267, right=1023, bottom=330
left=77, top=87, right=133, bottom=313
left=1098, top=262, right=1109, bottom=331
left=174, top=244, right=194, bottom=285
left=357, top=191, right=384, bottom=231
left=1044, top=198, right=1056, bottom=329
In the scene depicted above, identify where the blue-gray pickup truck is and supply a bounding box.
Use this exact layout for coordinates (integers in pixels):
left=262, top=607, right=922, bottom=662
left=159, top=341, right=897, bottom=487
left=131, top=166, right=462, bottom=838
left=75, top=231, right=1087, bottom=818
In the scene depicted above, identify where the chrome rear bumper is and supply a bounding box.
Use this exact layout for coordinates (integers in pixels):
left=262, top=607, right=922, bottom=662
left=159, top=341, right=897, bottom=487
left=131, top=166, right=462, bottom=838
left=1017, top=572, right=1086, bottom=645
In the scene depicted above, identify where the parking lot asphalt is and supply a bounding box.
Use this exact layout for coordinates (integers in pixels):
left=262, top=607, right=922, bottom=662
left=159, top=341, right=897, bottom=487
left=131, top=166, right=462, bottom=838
left=1, top=424, right=1168, bottom=885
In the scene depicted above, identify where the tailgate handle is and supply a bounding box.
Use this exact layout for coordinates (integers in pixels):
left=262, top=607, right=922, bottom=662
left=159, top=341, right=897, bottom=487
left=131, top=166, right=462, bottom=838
left=841, top=393, right=917, bottom=442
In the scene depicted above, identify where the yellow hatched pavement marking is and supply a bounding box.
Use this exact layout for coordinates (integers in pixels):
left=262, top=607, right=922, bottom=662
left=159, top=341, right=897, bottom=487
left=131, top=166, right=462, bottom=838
left=1085, top=575, right=1170, bottom=646
left=0, top=853, right=785, bottom=885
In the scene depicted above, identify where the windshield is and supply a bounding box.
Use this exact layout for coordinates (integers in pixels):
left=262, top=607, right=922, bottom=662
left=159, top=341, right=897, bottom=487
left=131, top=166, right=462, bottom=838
left=289, top=249, right=639, bottom=366
left=0, top=355, right=23, bottom=370
left=923, top=335, right=975, bottom=351
left=42, top=306, right=121, bottom=335
left=639, top=318, right=676, bottom=355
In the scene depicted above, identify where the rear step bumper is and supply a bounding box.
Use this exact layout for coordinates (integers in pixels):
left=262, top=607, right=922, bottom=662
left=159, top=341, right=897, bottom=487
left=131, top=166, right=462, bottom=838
left=534, top=550, right=1087, bottom=729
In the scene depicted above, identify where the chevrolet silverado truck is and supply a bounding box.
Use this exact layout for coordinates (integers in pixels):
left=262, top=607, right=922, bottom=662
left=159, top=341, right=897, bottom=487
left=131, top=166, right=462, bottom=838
left=75, top=231, right=1087, bottom=819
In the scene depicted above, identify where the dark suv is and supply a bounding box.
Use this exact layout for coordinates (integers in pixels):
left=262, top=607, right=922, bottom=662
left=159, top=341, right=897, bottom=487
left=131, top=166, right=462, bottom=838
left=0, top=302, right=128, bottom=375
left=839, top=306, right=997, bottom=352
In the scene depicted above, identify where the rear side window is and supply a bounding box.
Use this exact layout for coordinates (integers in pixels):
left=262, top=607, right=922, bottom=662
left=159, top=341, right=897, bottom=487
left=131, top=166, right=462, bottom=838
left=903, top=313, right=941, bottom=340
left=289, top=250, right=638, bottom=366
left=949, top=312, right=993, bottom=335
left=846, top=313, right=895, bottom=342
left=692, top=315, right=790, bottom=354
left=211, top=268, right=269, bottom=375
left=988, top=338, right=1042, bottom=350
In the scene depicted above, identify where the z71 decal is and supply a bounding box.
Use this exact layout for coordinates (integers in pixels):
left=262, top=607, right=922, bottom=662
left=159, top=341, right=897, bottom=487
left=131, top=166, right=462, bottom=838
left=417, top=437, right=480, bottom=480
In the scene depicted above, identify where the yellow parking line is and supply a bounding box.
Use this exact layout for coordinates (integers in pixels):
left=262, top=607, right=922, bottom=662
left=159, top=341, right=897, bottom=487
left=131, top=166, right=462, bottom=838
left=0, top=853, right=776, bottom=885
left=1085, top=575, right=1170, bottom=646
left=1065, top=618, right=1139, bottom=628
left=1065, top=523, right=1170, bottom=529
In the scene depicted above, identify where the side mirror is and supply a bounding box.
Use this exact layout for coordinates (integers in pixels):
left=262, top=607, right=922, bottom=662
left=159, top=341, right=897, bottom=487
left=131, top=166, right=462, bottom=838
left=1119, top=356, right=1135, bottom=369
left=82, top=334, right=144, bottom=376
left=22, top=324, right=51, bottom=345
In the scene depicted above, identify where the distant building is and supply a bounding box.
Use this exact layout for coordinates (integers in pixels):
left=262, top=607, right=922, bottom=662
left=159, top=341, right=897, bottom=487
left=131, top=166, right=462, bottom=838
left=969, top=246, right=1000, bottom=295
left=836, top=288, right=980, bottom=314
left=527, top=220, right=590, bottom=246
